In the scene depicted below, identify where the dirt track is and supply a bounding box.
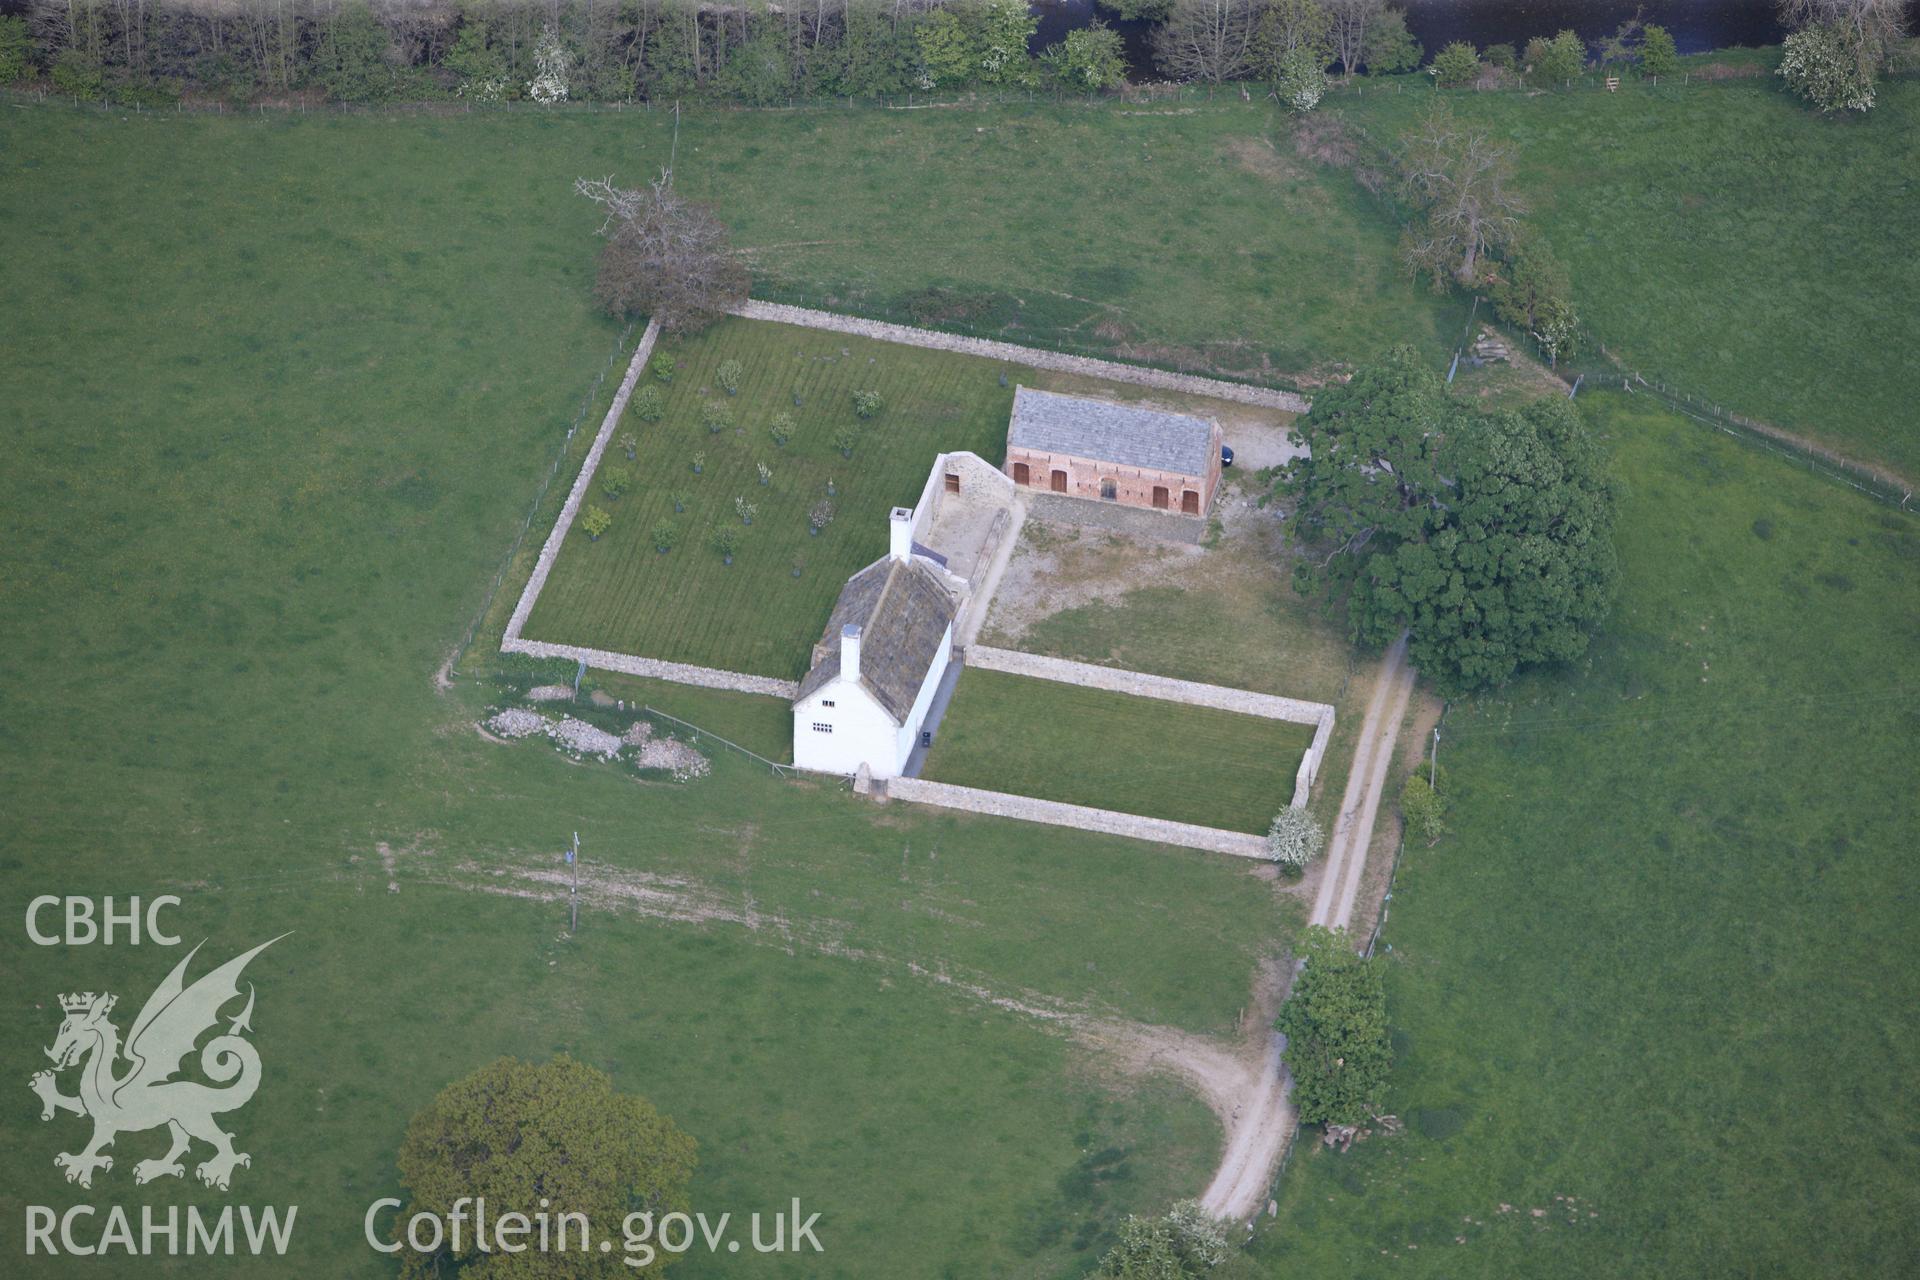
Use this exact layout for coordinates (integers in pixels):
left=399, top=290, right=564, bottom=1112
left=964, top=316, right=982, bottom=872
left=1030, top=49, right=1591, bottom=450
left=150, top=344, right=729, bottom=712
left=1198, top=633, right=1415, bottom=1222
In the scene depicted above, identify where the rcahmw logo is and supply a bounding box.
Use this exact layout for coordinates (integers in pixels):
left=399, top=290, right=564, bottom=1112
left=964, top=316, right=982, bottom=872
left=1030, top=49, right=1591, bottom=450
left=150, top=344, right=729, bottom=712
left=22, top=897, right=298, bottom=1259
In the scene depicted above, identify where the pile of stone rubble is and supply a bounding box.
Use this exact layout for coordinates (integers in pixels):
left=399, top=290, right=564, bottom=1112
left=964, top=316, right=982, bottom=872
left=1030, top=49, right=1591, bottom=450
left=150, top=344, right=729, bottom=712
left=483, top=703, right=708, bottom=778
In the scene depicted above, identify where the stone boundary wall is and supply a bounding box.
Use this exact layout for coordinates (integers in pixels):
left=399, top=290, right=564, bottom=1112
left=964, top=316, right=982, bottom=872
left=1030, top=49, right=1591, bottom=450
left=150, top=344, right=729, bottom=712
left=884, top=777, right=1269, bottom=860
left=734, top=301, right=1312, bottom=414
left=497, top=320, right=799, bottom=701
left=503, top=318, right=662, bottom=648
left=964, top=646, right=1335, bottom=808
left=506, top=637, right=800, bottom=700
left=1028, top=492, right=1207, bottom=545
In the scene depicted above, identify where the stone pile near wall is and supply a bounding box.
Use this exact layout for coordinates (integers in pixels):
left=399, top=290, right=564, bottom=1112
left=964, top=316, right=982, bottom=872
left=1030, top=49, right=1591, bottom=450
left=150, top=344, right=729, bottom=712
left=884, top=777, right=1269, bottom=860
left=735, top=301, right=1312, bottom=414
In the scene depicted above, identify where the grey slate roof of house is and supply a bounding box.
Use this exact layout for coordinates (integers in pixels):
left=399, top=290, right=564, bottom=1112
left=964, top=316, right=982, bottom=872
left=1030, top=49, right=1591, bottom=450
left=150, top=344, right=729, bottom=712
left=1008, top=386, right=1214, bottom=478
left=795, top=555, right=958, bottom=724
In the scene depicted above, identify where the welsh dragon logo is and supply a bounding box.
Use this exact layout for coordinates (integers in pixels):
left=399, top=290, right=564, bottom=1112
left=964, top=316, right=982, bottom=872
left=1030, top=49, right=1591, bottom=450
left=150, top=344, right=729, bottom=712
left=30, top=936, right=285, bottom=1191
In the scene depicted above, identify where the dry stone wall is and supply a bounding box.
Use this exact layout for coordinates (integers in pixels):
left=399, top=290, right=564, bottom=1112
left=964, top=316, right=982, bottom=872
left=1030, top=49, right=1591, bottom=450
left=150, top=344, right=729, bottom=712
left=964, top=646, right=1334, bottom=808
left=884, top=777, right=1269, bottom=860
left=504, top=319, right=662, bottom=649
left=505, top=637, right=799, bottom=700
left=735, top=301, right=1312, bottom=414
left=1027, top=492, right=1207, bottom=545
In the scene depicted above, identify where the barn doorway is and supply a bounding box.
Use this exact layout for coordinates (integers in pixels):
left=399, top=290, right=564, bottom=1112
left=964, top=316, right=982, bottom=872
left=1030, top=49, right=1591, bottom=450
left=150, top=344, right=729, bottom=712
left=1050, top=469, right=1067, bottom=493
left=1151, top=485, right=1169, bottom=510
left=1181, top=490, right=1200, bottom=515
left=1013, top=462, right=1030, bottom=485
left=945, top=472, right=960, bottom=494
left=1100, top=478, right=1117, bottom=501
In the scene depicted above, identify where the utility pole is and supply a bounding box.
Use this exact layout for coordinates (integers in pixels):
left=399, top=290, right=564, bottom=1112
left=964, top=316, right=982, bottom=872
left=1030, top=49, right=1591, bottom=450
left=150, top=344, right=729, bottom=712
left=1430, top=727, right=1441, bottom=789
left=568, top=832, right=579, bottom=935
left=667, top=101, right=680, bottom=184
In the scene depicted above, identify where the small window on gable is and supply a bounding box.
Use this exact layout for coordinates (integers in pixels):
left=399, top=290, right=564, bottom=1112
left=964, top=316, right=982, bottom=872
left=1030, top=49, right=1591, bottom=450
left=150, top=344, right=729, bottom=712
left=812, top=722, right=833, bottom=734
left=821, top=700, right=835, bottom=708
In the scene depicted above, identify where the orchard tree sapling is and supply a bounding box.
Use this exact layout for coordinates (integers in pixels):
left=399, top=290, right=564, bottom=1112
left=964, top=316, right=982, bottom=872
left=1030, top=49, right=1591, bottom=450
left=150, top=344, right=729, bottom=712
left=1267, top=806, right=1327, bottom=870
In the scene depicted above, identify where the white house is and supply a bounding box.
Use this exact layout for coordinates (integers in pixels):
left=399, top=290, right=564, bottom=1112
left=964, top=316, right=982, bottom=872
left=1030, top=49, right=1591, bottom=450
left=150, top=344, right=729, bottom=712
left=792, top=508, right=959, bottom=779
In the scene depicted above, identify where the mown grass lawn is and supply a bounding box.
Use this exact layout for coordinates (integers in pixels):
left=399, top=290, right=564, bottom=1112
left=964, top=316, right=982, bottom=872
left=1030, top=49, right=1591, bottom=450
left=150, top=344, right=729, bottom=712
left=1254, top=396, right=1920, bottom=1278
left=0, top=104, right=1296, bottom=1278
left=522, top=316, right=1016, bottom=679
left=1331, top=71, right=1920, bottom=477
left=923, top=669, right=1313, bottom=834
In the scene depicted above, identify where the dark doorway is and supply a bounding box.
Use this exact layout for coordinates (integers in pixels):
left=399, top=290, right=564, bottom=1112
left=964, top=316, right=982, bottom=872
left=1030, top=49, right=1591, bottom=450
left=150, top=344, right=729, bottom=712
left=1013, top=462, right=1030, bottom=486
left=1051, top=469, right=1068, bottom=494
left=1152, top=485, right=1169, bottom=510
left=1181, top=490, right=1200, bottom=515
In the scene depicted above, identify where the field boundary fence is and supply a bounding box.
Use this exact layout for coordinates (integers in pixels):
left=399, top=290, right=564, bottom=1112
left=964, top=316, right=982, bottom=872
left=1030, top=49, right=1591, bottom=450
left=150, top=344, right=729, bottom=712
left=641, top=705, right=796, bottom=778
left=20, top=52, right=1895, bottom=122
left=447, top=319, right=637, bottom=675
left=1568, top=370, right=1912, bottom=509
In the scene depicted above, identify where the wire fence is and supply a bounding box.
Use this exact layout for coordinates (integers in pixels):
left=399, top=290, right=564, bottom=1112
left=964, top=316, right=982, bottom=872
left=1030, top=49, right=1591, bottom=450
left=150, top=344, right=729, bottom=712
left=1, top=79, right=1245, bottom=120
left=640, top=705, right=795, bottom=778
left=11, top=53, right=1853, bottom=121
left=447, top=320, right=637, bottom=676
left=1567, top=370, right=1912, bottom=509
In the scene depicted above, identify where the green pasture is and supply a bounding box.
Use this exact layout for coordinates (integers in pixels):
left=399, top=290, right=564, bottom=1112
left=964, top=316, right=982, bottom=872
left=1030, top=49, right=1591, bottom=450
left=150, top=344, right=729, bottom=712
left=1332, top=72, right=1920, bottom=477
left=0, top=102, right=1295, bottom=1278
left=923, top=669, right=1314, bottom=835
left=1257, top=396, right=1920, bottom=1277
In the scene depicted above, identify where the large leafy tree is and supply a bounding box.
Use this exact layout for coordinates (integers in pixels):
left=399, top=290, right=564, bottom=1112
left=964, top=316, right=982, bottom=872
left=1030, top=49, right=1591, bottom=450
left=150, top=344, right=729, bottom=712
left=1778, top=19, right=1883, bottom=112
left=1488, top=228, right=1579, bottom=364
left=394, top=1055, right=696, bottom=1278
left=1279, top=346, right=1618, bottom=695
left=1044, top=22, right=1129, bottom=91
left=1276, top=927, right=1390, bottom=1128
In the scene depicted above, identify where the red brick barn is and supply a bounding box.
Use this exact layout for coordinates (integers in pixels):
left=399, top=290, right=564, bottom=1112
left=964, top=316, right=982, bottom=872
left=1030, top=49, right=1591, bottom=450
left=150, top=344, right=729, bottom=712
left=1001, top=387, right=1223, bottom=518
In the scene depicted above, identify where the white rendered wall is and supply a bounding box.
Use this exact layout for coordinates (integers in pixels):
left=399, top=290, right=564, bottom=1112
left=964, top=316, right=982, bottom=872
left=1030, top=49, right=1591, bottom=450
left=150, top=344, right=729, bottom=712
left=793, top=680, right=898, bottom=777
left=891, top=622, right=954, bottom=771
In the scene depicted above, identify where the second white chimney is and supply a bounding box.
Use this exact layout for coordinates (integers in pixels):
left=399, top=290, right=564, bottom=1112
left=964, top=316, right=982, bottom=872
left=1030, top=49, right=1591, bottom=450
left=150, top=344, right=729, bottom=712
left=889, top=507, right=914, bottom=562
left=841, top=623, right=862, bottom=677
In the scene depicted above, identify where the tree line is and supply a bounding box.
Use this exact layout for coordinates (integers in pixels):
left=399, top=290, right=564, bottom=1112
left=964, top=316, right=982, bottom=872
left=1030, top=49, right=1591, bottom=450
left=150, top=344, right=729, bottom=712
left=0, top=0, right=1114, bottom=107
left=0, top=0, right=1436, bottom=109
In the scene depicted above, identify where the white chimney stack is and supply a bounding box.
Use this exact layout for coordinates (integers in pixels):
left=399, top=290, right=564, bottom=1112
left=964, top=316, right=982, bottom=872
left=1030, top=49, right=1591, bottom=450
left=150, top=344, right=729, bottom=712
left=889, top=507, right=914, bottom=562
left=841, top=624, right=862, bottom=677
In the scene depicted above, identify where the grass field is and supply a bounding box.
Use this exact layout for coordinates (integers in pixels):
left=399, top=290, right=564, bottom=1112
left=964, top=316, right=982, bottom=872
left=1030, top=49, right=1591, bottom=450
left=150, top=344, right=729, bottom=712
left=588, top=671, right=797, bottom=763
left=522, top=316, right=1015, bottom=678
left=1254, top=396, right=1920, bottom=1277
left=1331, top=72, right=1920, bottom=477
left=7, top=75, right=1917, bottom=1278
left=0, top=103, right=1300, bottom=1277
left=923, top=669, right=1313, bottom=835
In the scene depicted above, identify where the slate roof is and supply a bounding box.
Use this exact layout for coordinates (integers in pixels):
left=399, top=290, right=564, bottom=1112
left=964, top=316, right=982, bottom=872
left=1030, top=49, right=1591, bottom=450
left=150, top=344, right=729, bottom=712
left=1008, top=386, right=1215, bottom=478
left=796, top=555, right=958, bottom=724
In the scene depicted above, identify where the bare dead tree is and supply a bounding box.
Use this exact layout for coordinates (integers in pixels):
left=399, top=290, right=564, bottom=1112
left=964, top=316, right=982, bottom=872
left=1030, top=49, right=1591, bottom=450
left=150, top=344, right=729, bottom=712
left=575, top=171, right=750, bottom=335
left=1778, top=0, right=1910, bottom=55
left=1323, top=0, right=1382, bottom=78
left=1153, top=0, right=1258, bottom=84
left=1395, top=100, right=1525, bottom=288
